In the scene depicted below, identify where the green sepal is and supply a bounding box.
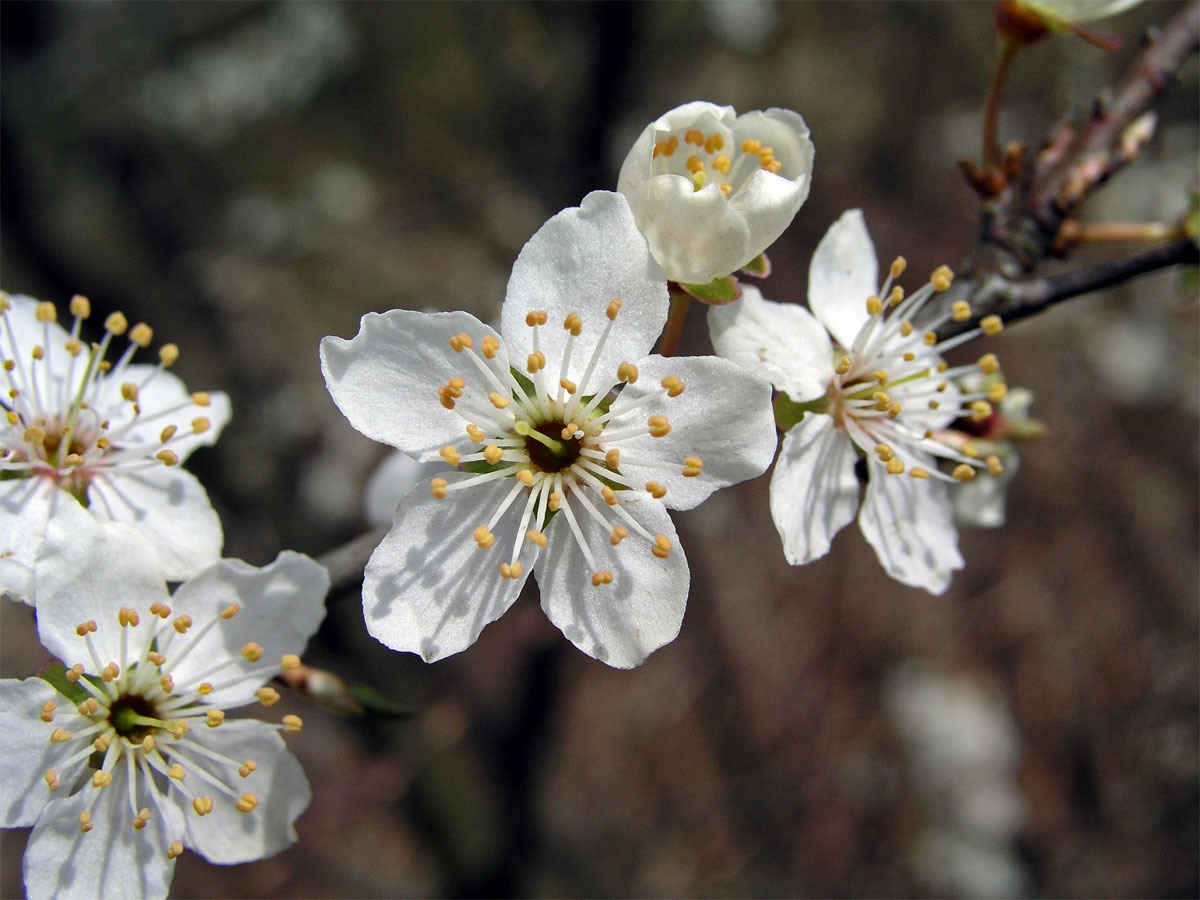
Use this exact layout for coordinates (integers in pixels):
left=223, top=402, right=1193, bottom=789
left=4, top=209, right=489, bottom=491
left=773, top=392, right=828, bottom=432
left=739, top=253, right=771, bottom=279
left=38, top=661, right=94, bottom=706
left=677, top=274, right=742, bottom=305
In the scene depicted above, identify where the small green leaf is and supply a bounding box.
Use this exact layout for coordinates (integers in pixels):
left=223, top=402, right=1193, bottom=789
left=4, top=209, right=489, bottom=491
left=678, top=274, right=742, bottom=305
left=739, top=253, right=771, bottom=279
left=38, top=662, right=93, bottom=706
left=773, top=392, right=828, bottom=432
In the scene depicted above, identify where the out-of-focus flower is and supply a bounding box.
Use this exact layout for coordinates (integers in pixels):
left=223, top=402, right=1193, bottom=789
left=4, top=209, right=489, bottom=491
left=709, top=209, right=1009, bottom=594
left=0, top=516, right=328, bottom=899
left=363, top=451, right=440, bottom=529
left=0, top=293, right=230, bottom=603
left=995, top=0, right=1142, bottom=47
left=322, top=191, right=776, bottom=667
left=618, top=101, right=813, bottom=288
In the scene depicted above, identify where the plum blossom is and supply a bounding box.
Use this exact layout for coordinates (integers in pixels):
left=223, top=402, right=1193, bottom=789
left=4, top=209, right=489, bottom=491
left=1, top=292, right=230, bottom=603
left=618, top=101, right=814, bottom=287
left=0, top=515, right=328, bottom=899
left=709, top=209, right=1009, bottom=594
left=322, top=191, right=776, bottom=667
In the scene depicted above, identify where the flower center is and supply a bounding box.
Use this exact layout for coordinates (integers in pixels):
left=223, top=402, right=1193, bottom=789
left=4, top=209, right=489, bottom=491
left=108, top=692, right=161, bottom=741
left=652, top=127, right=782, bottom=194
left=522, top=419, right=584, bottom=473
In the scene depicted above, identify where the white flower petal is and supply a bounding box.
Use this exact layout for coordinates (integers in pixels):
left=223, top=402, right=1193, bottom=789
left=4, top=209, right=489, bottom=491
left=731, top=107, right=815, bottom=186
left=808, top=209, right=879, bottom=349
left=175, top=719, right=309, bottom=864
left=607, top=353, right=777, bottom=511
left=166, top=552, right=328, bottom=708
left=859, top=463, right=964, bottom=595
left=708, top=284, right=834, bottom=402
left=2, top=294, right=74, bottom=358
left=22, top=768, right=179, bottom=900
left=33, top=516, right=170, bottom=666
left=769, top=413, right=861, bottom=564
left=0, top=477, right=62, bottom=604
left=321, top=309, right=501, bottom=462
left=1026, top=0, right=1142, bottom=23
left=362, top=479, right=539, bottom=662
left=96, top=364, right=231, bottom=462
left=0, top=678, right=60, bottom=827
left=538, top=494, right=688, bottom=668
left=86, top=466, right=224, bottom=582
left=501, top=191, right=668, bottom=381
left=364, top=450, right=440, bottom=529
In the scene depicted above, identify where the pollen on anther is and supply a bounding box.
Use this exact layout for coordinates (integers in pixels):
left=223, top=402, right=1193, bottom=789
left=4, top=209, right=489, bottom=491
left=525, top=310, right=548, bottom=327
left=257, top=687, right=281, bottom=707
left=102, top=663, right=120, bottom=682
left=527, top=351, right=546, bottom=373
left=980, top=315, right=1004, bottom=336
left=118, top=607, right=140, bottom=627
left=645, top=481, right=666, bottom=499
left=617, top=362, right=639, bottom=384
left=440, top=445, right=461, bottom=467
left=206, top=710, right=226, bottom=728
left=835, top=356, right=853, bottom=376
left=79, top=811, right=93, bottom=833
left=241, top=642, right=265, bottom=663
left=952, top=464, right=976, bottom=482
left=605, top=449, right=620, bottom=468
left=482, top=335, right=500, bottom=359
left=159, top=344, right=179, bottom=366
left=40, top=701, right=57, bottom=723
left=986, top=455, right=1004, bottom=476
left=488, top=392, right=510, bottom=410
left=281, top=654, right=301, bottom=670
left=592, top=571, right=614, bottom=587
left=239, top=760, right=258, bottom=778
left=866, top=296, right=884, bottom=316
left=606, top=299, right=623, bottom=320
left=45, top=770, right=59, bottom=792
left=560, top=380, right=577, bottom=396
left=610, top=526, right=628, bottom=545
left=652, top=534, right=672, bottom=559
left=890, top=257, right=907, bottom=278
left=198, top=682, right=213, bottom=695
left=988, top=383, right=1008, bottom=404
left=602, top=486, right=618, bottom=506
left=173, top=615, right=193, bottom=634
left=132, top=808, right=151, bottom=831
left=886, top=458, right=905, bottom=475
left=467, top=424, right=486, bottom=442
left=92, top=771, right=112, bottom=788
left=971, top=400, right=993, bottom=421
left=156, top=449, right=179, bottom=466
left=76, top=620, right=98, bottom=636
left=499, top=562, right=524, bottom=580
left=283, top=715, right=303, bottom=733
left=474, top=526, right=496, bottom=549
left=431, top=477, right=448, bottom=499
left=160, top=425, right=178, bottom=443
left=563, top=312, right=583, bottom=336
left=236, top=793, right=260, bottom=813
left=682, top=456, right=702, bottom=477
left=526, top=530, right=548, bottom=548
left=168, top=764, right=186, bottom=780
left=951, top=300, right=971, bottom=322
left=449, top=332, right=474, bottom=352
left=167, top=841, right=184, bottom=859
left=192, top=391, right=212, bottom=407
left=661, top=375, right=685, bottom=397
left=648, top=415, right=670, bottom=438
left=909, top=468, right=931, bottom=479
left=159, top=675, right=174, bottom=694
left=78, top=698, right=98, bottom=716
left=549, top=491, right=562, bottom=511
left=481, top=444, right=502, bottom=465
left=517, top=469, right=535, bottom=486
left=192, top=796, right=214, bottom=816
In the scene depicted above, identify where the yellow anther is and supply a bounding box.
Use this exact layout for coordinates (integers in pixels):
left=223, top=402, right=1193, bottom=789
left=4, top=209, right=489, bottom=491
left=480, top=444, right=502, bottom=465
left=548, top=491, right=562, bottom=511
left=159, top=343, right=179, bottom=366
left=120, top=382, right=139, bottom=403
left=741, top=138, right=762, bottom=154
left=903, top=352, right=916, bottom=362
left=605, top=449, right=620, bottom=468
left=101, top=663, right=120, bottom=683
left=873, top=370, right=889, bottom=386
left=129, top=323, right=153, bottom=348
left=80, top=811, right=93, bottom=833
left=686, top=129, right=704, bottom=146
left=198, top=682, right=213, bottom=695
left=35, top=301, right=58, bottom=323
left=516, top=469, right=535, bottom=486
left=645, top=481, right=667, bottom=499
left=682, top=456, right=703, bottom=477
left=76, top=620, right=98, bottom=636
left=757, top=146, right=775, bottom=164
left=527, top=350, right=546, bottom=373
left=720, top=183, right=733, bottom=195
left=873, top=391, right=891, bottom=411
left=241, top=642, right=265, bottom=663
left=192, top=795, right=214, bottom=816
left=481, top=335, right=500, bottom=359
left=239, top=760, right=258, bottom=778
left=897, top=321, right=914, bottom=339
left=606, top=298, right=623, bottom=320
left=40, top=701, right=57, bottom=723
left=159, top=424, right=178, bottom=443
left=69, top=294, right=91, bottom=318
left=447, top=377, right=466, bottom=396
left=559, top=379, right=577, bottom=396
left=141, top=735, right=156, bottom=753
left=963, top=442, right=981, bottom=459
left=257, top=687, right=281, bottom=707
left=648, top=415, right=670, bottom=438
left=661, top=375, right=685, bottom=397
left=971, top=401, right=993, bottom=421
left=601, top=486, right=618, bottom=506
left=437, top=387, right=456, bottom=410
left=886, top=458, right=905, bottom=475
left=24, top=425, right=46, bottom=445
left=431, top=477, right=448, bottom=499
left=525, top=310, right=548, bottom=327
left=866, top=296, right=884, bottom=316
left=467, top=424, right=485, bottom=442
left=206, top=710, right=226, bottom=728
left=132, top=808, right=151, bottom=830
left=704, top=132, right=724, bottom=153
left=104, top=312, right=129, bottom=335
left=155, top=450, right=179, bottom=466
left=610, top=526, right=629, bottom=546
left=563, top=312, right=583, bottom=336
left=118, top=608, right=140, bottom=627
left=168, top=763, right=186, bottom=780
left=93, top=734, right=111, bottom=752
left=928, top=400, right=941, bottom=410
left=149, top=650, right=165, bottom=665
left=652, top=534, right=673, bottom=559
left=988, top=383, right=1008, bottom=403
left=951, top=300, right=971, bottom=322
left=281, top=654, right=301, bottom=670
left=923, top=331, right=938, bottom=345
left=65, top=664, right=84, bottom=682
left=890, top=257, right=907, bottom=278
left=909, top=468, right=930, bottom=479
left=835, top=356, right=853, bottom=376
left=712, top=153, right=732, bottom=174
left=448, top=332, right=474, bottom=352
left=488, top=392, right=510, bottom=410
left=218, top=602, right=240, bottom=620
left=159, top=674, right=174, bottom=694
left=590, top=571, right=614, bottom=587
left=499, top=562, right=525, bottom=580
left=170, top=721, right=189, bottom=740
left=191, top=391, right=212, bottom=408
left=977, top=352, right=1000, bottom=375
left=980, top=315, right=1004, bottom=336
left=167, top=841, right=184, bottom=859
left=617, top=362, right=639, bottom=384
left=78, top=698, right=98, bottom=716
left=92, top=770, right=112, bottom=788
left=889, top=286, right=905, bottom=307
left=686, top=154, right=704, bottom=174
left=952, top=464, right=976, bottom=482
left=474, top=526, right=496, bottom=549
left=888, top=401, right=901, bottom=418
left=45, top=770, right=59, bottom=792
left=986, top=455, right=1004, bottom=476
left=439, top=445, right=461, bottom=467
left=31, top=345, right=44, bottom=361
left=236, top=793, right=260, bottom=813
left=874, top=443, right=894, bottom=461
left=173, top=614, right=192, bottom=634
left=931, top=266, right=954, bottom=292
left=526, top=530, right=548, bottom=548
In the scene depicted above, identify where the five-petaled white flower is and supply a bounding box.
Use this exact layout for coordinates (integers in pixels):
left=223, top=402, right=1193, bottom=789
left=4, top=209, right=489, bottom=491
left=709, top=209, right=1009, bottom=594
left=322, top=191, right=777, bottom=667
left=618, top=101, right=814, bottom=287
left=1, top=292, right=231, bottom=603
left=0, top=513, right=328, bottom=899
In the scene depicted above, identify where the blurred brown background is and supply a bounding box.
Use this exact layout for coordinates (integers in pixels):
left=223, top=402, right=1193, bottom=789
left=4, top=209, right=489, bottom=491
left=2, top=2, right=1197, bottom=897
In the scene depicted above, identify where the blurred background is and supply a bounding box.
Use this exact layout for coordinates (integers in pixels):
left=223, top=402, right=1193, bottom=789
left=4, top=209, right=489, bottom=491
left=2, top=1, right=1197, bottom=896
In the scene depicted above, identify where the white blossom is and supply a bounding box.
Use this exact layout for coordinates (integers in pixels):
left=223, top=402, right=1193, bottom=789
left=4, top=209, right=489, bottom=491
left=322, top=191, right=777, bottom=667
left=0, top=515, right=328, bottom=899
left=1, top=293, right=230, bottom=603
left=710, top=210, right=1010, bottom=594
left=618, top=101, right=814, bottom=286
left=1013, top=0, right=1142, bottom=25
